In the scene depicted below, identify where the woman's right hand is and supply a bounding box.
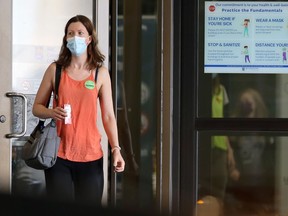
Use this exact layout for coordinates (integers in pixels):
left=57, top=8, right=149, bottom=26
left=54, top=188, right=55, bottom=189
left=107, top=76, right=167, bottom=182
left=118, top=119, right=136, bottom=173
left=51, top=106, right=67, bottom=121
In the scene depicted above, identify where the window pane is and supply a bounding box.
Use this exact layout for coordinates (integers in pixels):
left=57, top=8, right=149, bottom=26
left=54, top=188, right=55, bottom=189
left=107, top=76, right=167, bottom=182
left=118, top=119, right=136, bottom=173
left=204, top=74, right=277, bottom=118
left=197, top=132, right=288, bottom=216
left=199, top=0, right=288, bottom=118
left=115, top=0, right=159, bottom=209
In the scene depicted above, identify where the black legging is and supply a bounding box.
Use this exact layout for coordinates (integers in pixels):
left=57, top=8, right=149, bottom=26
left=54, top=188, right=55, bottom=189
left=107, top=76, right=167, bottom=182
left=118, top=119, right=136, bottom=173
left=44, top=157, right=104, bottom=205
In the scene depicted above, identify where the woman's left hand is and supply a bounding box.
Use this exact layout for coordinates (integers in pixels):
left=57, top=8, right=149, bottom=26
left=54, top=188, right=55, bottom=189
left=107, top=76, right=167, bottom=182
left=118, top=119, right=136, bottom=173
left=112, top=150, right=125, bottom=172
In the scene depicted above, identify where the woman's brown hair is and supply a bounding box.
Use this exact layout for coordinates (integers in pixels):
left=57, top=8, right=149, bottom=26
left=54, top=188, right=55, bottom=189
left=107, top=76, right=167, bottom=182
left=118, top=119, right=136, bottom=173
left=55, top=15, right=105, bottom=70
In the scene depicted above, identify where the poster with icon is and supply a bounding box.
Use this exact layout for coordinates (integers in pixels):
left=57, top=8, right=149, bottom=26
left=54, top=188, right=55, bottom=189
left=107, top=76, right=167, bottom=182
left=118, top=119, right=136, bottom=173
left=205, top=1, right=288, bottom=73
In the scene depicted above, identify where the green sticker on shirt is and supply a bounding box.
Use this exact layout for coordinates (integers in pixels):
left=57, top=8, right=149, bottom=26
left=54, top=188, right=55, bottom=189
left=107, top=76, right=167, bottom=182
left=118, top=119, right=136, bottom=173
left=85, top=80, right=95, bottom=89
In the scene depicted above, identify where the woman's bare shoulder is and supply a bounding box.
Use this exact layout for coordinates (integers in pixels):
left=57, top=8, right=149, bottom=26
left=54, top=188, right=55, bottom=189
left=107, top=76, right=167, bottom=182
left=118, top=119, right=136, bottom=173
left=40, top=62, right=58, bottom=89
left=98, top=65, right=109, bottom=73
left=97, top=66, right=110, bottom=81
left=47, top=62, right=57, bottom=74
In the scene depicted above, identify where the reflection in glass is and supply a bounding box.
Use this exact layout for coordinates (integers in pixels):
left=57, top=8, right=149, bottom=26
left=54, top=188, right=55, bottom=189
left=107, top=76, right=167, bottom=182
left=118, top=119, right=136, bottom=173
left=114, top=0, right=159, bottom=210
left=230, top=88, right=268, bottom=118
left=197, top=133, right=278, bottom=216
left=12, top=140, right=45, bottom=197
left=206, top=74, right=278, bottom=119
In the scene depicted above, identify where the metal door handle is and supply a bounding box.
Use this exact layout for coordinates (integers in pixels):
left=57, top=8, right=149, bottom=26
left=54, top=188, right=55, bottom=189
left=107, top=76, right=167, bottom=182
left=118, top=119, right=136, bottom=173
left=5, top=92, right=27, bottom=138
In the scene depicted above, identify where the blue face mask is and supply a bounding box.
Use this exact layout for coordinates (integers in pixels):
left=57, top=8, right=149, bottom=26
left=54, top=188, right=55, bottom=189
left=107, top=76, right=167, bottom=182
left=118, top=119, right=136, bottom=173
left=66, top=36, right=87, bottom=56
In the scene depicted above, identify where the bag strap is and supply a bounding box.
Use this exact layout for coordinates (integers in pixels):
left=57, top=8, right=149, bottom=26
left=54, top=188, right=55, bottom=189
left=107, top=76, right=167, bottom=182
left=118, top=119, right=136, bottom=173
left=55, top=63, right=62, bottom=100
left=95, top=66, right=99, bottom=83
left=45, top=97, right=51, bottom=108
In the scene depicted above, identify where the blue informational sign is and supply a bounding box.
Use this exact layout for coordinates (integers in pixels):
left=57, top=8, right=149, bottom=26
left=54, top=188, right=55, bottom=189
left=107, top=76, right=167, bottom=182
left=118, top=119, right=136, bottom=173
left=205, top=1, right=288, bottom=73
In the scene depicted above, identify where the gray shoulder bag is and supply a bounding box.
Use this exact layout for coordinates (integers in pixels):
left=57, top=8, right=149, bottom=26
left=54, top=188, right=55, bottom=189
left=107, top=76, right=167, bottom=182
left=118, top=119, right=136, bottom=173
left=22, top=64, right=62, bottom=170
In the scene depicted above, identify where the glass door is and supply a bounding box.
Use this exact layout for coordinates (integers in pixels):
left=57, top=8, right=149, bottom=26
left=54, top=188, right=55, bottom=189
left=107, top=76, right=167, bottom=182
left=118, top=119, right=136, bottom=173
left=0, top=0, right=110, bottom=199
left=174, top=0, right=288, bottom=215
left=0, top=0, right=14, bottom=194
left=196, top=1, right=288, bottom=215
left=110, top=0, right=170, bottom=213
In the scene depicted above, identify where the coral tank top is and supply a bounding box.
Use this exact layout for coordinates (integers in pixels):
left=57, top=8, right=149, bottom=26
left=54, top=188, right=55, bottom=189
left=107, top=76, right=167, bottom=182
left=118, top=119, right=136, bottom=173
left=55, top=70, right=102, bottom=162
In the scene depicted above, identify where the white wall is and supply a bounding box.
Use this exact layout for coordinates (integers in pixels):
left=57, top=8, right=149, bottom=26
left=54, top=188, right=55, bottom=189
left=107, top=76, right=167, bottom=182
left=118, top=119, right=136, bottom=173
left=12, top=0, right=93, bottom=94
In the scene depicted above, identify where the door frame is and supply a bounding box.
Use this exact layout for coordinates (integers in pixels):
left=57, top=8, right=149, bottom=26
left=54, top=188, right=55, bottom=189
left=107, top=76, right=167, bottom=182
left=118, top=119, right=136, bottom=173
left=0, top=0, right=110, bottom=199
left=0, top=0, right=13, bottom=194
